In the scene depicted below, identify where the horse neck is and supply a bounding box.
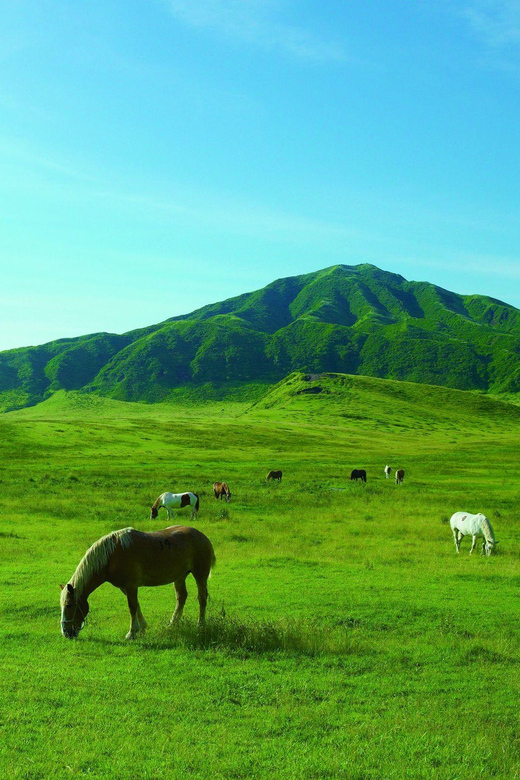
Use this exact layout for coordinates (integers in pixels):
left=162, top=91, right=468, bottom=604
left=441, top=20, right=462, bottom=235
left=70, top=531, right=124, bottom=600
left=152, top=496, right=162, bottom=511
left=71, top=566, right=107, bottom=602
left=480, top=516, right=495, bottom=543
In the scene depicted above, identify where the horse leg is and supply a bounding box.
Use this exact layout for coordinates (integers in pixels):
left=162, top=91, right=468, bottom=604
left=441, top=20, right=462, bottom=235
left=124, top=587, right=144, bottom=640
left=452, top=529, right=460, bottom=553
left=169, top=577, right=188, bottom=624
left=136, top=603, right=147, bottom=632
left=469, top=535, right=477, bottom=555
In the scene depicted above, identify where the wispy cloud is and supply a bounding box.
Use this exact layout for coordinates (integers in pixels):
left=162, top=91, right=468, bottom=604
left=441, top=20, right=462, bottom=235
left=0, top=133, right=363, bottom=247
left=166, top=0, right=348, bottom=63
left=0, top=135, right=100, bottom=183
left=459, top=0, right=520, bottom=47
left=406, top=252, right=520, bottom=283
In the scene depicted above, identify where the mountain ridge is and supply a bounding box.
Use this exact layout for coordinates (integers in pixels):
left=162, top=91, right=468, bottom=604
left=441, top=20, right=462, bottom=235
left=2, top=263, right=519, bottom=411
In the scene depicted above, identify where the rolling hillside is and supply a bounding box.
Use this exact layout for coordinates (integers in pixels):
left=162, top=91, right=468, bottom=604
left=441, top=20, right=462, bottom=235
left=1, top=264, right=520, bottom=411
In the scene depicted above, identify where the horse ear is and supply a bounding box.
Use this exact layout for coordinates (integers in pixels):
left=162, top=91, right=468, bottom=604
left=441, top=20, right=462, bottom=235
left=60, top=584, right=65, bottom=590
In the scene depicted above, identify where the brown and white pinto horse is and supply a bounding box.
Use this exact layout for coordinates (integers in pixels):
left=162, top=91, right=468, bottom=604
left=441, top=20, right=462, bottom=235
left=60, top=526, right=216, bottom=639
left=151, top=491, right=199, bottom=521
left=266, top=470, right=282, bottom=482
left=395, top=469, right=405, bottom=485
left=213, top=482, right=231, bottom=502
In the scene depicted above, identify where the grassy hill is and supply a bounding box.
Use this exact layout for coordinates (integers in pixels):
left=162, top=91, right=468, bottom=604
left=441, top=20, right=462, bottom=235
left=252, top=371, right=520, bottom=432
left=2, top=263, right=520, bottom=411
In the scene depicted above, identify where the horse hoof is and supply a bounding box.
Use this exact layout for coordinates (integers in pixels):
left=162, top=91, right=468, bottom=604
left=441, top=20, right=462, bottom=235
left=125, top=632, right=136, bottom=640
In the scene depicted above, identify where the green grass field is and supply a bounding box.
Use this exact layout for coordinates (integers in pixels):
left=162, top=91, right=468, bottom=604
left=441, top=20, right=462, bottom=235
left=1, top=375, right=520, bottom=779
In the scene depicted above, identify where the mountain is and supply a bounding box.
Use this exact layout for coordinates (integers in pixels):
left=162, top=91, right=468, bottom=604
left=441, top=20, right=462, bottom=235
left=1, top=264, right=520, bottom=411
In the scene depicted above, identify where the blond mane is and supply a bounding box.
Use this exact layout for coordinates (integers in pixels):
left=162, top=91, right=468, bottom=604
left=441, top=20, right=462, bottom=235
left=70, top=528, right=135, bottom=597
left=480, top=515, right=495, bottom=543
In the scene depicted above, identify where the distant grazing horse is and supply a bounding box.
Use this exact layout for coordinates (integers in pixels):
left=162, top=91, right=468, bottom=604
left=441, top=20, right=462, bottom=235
left=266, top=470, right=282, bottom=482
left=384, top=465, right=391, bottom=479
left=395, top=469, right=405, bottom=484
left=60, top=525, right=216, bottom=639
left=350, top=469, right=367, bottom=483
left=450, top=512, right=498, bottom=556
left=213, top=482, right=231, bottom=502
left=151, top=492, right=199, bottom=521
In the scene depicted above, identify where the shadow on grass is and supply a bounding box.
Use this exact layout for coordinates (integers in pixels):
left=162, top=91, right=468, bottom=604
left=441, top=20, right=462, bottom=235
left=136, top=615, right=360, bottom=656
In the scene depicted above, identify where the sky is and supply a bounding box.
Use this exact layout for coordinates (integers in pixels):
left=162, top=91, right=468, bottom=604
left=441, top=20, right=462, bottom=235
left=1, top=0, right=520, bottom=351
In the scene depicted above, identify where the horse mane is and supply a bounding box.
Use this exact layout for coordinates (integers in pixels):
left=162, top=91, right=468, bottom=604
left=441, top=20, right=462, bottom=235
left=71, top=528, right=135, bottom=597
left=480, top=515, right=495, bottom=543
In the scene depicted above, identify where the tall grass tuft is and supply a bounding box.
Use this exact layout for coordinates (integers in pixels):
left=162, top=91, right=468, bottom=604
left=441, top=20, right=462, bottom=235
left=151, top=615, right=358, bottom=656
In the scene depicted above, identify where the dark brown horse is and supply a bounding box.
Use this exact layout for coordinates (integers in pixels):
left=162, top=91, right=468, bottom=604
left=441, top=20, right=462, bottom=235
left=266, top=470, right=283, bottom=482
left=213, top=482, right=231, bottom=502
left=350, top=469, right=367, bottom=483
left=60, top=526, right=215, bottom=640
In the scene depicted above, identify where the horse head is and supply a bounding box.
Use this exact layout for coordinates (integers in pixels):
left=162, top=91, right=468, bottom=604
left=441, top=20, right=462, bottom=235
left=60, top=583, right=89, bottom=638
left=150, top=505, right=159, bottom=520
left=482, top=535, right=497, bottom=556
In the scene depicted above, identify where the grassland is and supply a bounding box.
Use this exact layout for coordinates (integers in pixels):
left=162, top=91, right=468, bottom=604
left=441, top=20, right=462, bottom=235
left=1, top=375, right=520, bottom=779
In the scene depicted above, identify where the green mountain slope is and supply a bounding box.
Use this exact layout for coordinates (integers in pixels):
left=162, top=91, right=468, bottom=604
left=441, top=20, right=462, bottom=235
left=1, top=264, right=520, bottom=410
left=251, top=371, right=520, bottom=433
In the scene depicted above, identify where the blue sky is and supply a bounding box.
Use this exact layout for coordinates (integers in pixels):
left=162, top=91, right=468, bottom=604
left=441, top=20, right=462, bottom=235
left=1, top=0, right=520, bottom=351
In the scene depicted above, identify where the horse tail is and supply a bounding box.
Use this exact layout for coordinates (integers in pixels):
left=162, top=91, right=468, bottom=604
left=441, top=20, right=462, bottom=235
left=206, top=542, right=216, bottom=579
left=194, top=493, right=200, bottom=513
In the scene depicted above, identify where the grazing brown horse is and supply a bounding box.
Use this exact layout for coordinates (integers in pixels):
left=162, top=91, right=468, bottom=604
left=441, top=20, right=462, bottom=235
left=266, top=470, right=282, bottom=482
left=395, top=468, right=405, bottom=485
left=60, top=526, right=216, bottom=640
left=350, top=469, right=367, bottom=483
left=213, top=482, right=231, bottom=502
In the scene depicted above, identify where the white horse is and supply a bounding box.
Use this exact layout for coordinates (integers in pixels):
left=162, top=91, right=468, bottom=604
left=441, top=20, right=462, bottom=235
left=449, top=512, right=498, bottom=556
left=384, top=465, right=391, bottom=479
left=150, top=492, right=199, bottom=521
